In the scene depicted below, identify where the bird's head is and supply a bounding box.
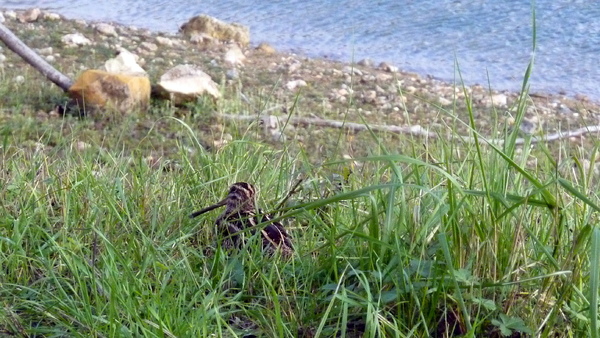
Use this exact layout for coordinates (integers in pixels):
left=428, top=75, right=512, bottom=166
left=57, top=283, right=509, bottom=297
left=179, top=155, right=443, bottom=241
left=224, top=182, right=257, bottom=211
left=190, top=182, right=257, bottom=218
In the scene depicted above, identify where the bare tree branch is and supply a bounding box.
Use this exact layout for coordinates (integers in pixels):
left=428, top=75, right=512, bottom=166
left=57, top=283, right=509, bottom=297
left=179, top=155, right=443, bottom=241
left=0, top=22, right=73, bottom=91
left=217, top=113, right=600, bottom=146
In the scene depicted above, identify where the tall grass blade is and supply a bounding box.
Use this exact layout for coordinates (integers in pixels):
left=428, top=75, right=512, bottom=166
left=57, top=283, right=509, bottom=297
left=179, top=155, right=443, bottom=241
left=591, top=228, right=600, bottom=338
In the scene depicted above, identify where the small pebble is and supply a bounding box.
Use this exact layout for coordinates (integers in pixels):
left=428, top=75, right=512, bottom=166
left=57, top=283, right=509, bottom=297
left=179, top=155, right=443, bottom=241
left=226, top=69, right=239, bottom=80
left=357, top=58, right=373, bottom=67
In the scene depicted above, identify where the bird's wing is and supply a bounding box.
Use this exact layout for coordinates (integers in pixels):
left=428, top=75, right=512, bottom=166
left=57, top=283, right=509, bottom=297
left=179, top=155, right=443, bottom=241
left=259, top=212, right=293, bottom=249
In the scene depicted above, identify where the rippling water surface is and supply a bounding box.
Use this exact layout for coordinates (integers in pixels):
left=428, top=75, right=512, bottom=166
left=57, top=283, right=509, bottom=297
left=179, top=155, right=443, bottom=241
left=3, top=0, right=599, bottom=99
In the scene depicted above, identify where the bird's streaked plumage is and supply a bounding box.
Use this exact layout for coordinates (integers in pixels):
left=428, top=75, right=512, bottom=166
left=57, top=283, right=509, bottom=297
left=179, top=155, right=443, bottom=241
left=190, top=182, right=293, bottom=255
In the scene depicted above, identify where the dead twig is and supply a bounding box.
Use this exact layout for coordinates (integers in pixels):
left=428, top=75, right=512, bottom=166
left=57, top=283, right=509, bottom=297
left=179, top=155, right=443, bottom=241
left=274, top=177, right=305, bottom=213
left=217, top=113, right=600, bottom=146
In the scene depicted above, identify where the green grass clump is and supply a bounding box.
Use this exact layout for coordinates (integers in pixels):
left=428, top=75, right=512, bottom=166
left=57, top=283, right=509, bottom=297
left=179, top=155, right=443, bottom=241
left=1, top=82, right=600, bottom=337
left=2, top=7, right=600, bottom=336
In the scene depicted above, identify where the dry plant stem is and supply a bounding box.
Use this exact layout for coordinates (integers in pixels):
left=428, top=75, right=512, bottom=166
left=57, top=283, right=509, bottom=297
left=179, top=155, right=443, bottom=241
left=0, top=22, right=73, bottom=91
left=274, top=177, right=305, bottom=212
left=218, top=113, right=600, bottom=146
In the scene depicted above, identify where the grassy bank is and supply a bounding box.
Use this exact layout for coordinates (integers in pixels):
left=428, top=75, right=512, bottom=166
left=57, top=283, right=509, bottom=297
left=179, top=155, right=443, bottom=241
left=2, top=8, right=600, bottom=338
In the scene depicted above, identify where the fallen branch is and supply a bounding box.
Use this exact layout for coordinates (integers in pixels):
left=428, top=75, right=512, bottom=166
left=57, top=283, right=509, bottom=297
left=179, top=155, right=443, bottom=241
left=218, top=113, right=438, bottom=138
left=217, top=113, right=600, bottom=146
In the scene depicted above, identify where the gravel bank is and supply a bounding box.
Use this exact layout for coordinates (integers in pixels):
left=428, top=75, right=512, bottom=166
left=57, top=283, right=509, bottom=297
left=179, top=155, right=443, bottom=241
left=1, top=8, right=599, bottom=144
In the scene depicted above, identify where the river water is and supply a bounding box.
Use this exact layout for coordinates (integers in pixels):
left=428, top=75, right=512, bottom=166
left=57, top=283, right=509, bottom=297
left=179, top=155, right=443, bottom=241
left=3, top=0, right=599, bottom=99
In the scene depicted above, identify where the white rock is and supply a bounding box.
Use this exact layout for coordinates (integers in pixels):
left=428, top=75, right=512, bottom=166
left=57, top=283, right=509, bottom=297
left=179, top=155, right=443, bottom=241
left=213, top=133, right=233, bottom=148
left=262, top=115, right=279, bottom=130
left=330, top=68, right=342, bottom=76
left=337, top=88, right=349, bottom=96
left=28, top=141, right=46, bottom=152
left=104, top=49, right=146, bottom=76
left=156, top=36, right=174, bottom=47
left=226, top=69, right=239, bottom=80
left=364, top=90, right=376, bottom=101
left=287, top=62, right=301, bottom=74
left=559, top=104, right=573, bottom=115
left=0, top=54, right=6, bottom=63
left=379, top=62, right=398, bottom=73
left=270, top=130, right=286, bottom=142
left=261, top=115, right=286, bottom=142
left=45, top=55, right=55, bottom=62
left=357, top=58, right=372, bottom=67
left=404, top=86, right=416, bottom=94
left=74, top=141, right=91, bottom=151
left=286, top=79, right=307, bottom=91
left=224, top=44, right=246, bottom=67
left=61, top=33, right=92, bottom=47
left=36, top=47, right=53, bottom=55
left=482, top=93, right=508, bottom=107
left=139, top=42, right=158, bottom=52
left=42, top=12, right=61, bottom=20
left=376, top=73, right=393, bottom=82
left=95, top=23, right=117, bottom=36
left=189, top=33, right=214, bottom=44
left=491, top=93, right=507, bottom=106
left=0, top=12, right=5, bottom=23
left=4, top=11, right=17, bottom=20
left=342, top=66, right=363, bottom=76
left=361, top=75, right=376, bottom=82
left=17, top=8, right=41, bottom=23
left=438, top=97, right=452, bottom=106
left=14, top=75, right=25, bottom=83
left=157, top=64, right=221, bottom=103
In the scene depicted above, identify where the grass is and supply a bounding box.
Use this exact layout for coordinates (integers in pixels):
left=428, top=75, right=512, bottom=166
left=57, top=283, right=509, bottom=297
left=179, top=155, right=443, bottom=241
left=2, top=8, right=600, bottom=338
left=2, top=77, right=600, bottom=337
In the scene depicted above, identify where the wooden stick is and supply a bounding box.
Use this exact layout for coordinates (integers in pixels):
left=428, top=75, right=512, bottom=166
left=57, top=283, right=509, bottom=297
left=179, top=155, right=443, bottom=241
left=217, top=113, right=600, bottom=146
left=274, top=177, right=305, bottom=212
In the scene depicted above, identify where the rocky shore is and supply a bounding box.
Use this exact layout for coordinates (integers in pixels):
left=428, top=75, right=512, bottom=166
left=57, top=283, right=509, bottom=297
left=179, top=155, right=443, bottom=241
left=1, top=8, right=599, bottom=144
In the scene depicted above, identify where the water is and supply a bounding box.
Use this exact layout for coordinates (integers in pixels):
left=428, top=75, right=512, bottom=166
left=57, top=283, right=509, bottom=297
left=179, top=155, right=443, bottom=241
left=3, top=0, right=599, bottom=100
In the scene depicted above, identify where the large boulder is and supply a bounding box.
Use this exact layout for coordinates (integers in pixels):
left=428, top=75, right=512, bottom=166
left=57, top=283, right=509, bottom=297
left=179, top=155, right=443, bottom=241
left=155, top=64, right=221, bottom=105
left=66, top=50, right=150, bottom=113
left=68, top=69, right=151, bottom=113
left=180, top=15, right=250, bottom=46
left=17, top=8, right=41, bottom=23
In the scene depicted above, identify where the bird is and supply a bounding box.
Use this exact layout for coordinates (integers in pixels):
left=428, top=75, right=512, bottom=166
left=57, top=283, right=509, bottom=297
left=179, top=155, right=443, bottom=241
left=190, top=182, right=293, bottom=256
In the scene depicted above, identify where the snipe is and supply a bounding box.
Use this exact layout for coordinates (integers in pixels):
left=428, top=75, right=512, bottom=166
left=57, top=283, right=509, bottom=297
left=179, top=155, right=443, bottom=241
left=190, top=182, right=293, bottom=255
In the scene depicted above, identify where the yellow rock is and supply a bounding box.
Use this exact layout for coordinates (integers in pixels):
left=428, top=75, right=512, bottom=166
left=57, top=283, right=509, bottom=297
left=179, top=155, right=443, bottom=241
left=255, top=42, right=276, bottom=55
left=68, top=69, right=151, bottom=113
left=180, top=15, right=250, bottom=47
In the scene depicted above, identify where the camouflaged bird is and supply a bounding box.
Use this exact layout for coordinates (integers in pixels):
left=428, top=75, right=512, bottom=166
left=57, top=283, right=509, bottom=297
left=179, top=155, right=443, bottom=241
left=190, top=182, right=293, bottom=256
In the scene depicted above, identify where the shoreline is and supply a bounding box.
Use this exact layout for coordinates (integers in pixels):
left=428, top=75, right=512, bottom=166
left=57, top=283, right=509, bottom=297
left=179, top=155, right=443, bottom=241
left=1, top=8, right=599, bottom=142
left=4, top=3, right=596, bottom=102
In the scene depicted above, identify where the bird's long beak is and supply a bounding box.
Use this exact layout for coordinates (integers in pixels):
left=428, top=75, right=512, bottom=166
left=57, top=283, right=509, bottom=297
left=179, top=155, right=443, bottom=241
left=189, top=199, right=227, bottom=218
